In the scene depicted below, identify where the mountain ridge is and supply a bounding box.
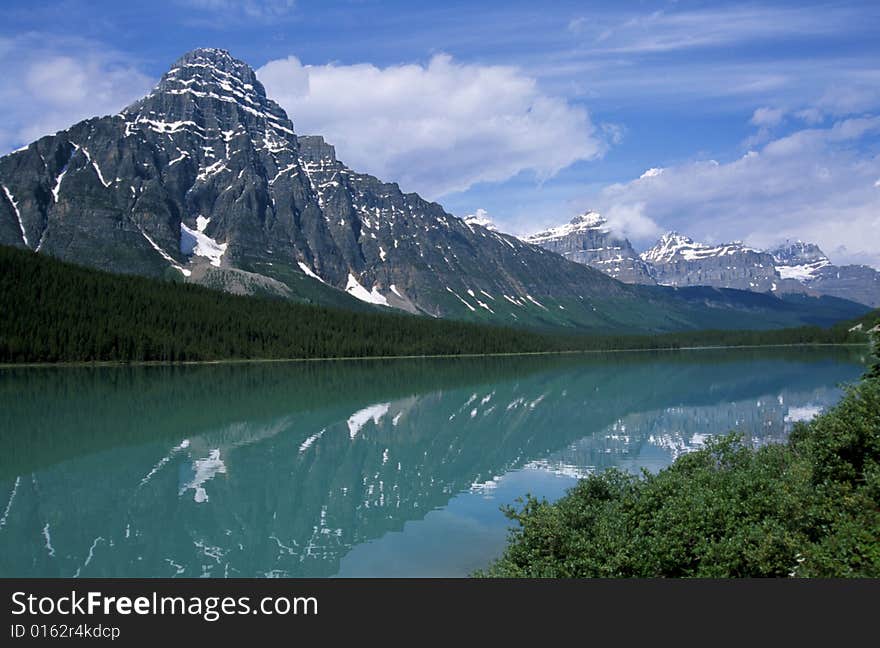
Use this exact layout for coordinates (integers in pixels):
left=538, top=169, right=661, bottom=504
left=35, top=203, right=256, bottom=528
left=0, top=48, right=869, bottom=332
left=523, top=212, right=880, bottom=308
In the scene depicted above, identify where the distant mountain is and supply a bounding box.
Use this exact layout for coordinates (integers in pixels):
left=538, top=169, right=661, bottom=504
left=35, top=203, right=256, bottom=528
left=641, top=232, right=793, bottom=292
left=771, top=241, right=880, bottom=308
left=522, top=211, right=656, bottom=284
left=463, top=209, right=498, bottom=231
left=772, top=241, right=831, bottom=281
left=0, top=48, right=867, bottom=332
left=524, top=210, right=879, bottom=309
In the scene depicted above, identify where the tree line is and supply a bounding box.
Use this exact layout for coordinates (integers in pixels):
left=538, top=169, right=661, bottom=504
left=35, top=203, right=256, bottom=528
left=0, top=245, right=876, bottom=364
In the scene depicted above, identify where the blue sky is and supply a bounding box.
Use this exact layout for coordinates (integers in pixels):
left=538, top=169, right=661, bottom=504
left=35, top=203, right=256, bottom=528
left=1, top=0, right=879, bottom=265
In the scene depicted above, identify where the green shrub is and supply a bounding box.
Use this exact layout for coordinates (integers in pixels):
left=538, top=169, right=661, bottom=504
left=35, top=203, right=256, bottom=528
left=480, top=373, right=880, bottom=578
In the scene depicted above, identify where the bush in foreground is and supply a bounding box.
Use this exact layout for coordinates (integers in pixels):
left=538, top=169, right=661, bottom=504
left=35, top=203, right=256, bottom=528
left=479, top=350, right=880, bottom=578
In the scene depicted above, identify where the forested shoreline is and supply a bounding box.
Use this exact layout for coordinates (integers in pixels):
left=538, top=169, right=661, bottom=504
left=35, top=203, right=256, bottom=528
left=1, top=245, right=877, bottom=364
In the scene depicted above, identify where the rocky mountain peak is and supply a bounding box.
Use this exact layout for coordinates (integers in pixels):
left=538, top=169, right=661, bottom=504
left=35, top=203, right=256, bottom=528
left=660, top=231, right=692, bottom=244
left=522, top=210, right=655, bottom=285
left=463, top=209, right=498, bottom=231
left=122, top=47, right=294, bottom=144
left=161, top=48, right=264, bottom=94
left=771, top=240, right=830, bottom=267
left=641, top=231, right=781, bottom=291
left=771, top=240, right=833, bottom=283
left=524, top=210, right=606, bottom=245
left=569, top=210, right=606, bottom=228
left=641, top=231, right=698, bottom=264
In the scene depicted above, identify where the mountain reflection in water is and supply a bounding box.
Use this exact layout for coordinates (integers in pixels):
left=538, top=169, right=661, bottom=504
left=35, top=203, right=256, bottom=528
left=0, top=347, right=867, bottom=577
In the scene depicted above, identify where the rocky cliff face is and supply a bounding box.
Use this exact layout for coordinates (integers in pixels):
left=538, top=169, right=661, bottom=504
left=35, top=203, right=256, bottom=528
left=641, top=232, right=785, bottom=292
left=523, top=211, right=656, bottom=284
left=772, top=242, right=880, bottom=307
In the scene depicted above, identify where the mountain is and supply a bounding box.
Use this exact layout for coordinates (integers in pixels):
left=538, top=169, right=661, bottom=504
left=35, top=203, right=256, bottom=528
left=771, top=241, right=880, bottom=308
left=463, top=209, right=498, bottom=231
left=638, top=234, right=879, bottom=308
left=641, top=232, right=793, bottom=292
left=527, top=212, right=879, bottom=309
left=522, top=211, right=656, bottom=284
left=771, top=241, right=831, bottom=280
left=0, top=48, right=867, bottom=332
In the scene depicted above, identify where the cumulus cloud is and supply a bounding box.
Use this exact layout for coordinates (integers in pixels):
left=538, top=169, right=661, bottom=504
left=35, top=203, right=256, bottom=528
left=0, top=35, right=153, bottom=153
left=595, top=117, right=880, bottom=268
left=258, top=54, right=605, bottom=197
left=604, top=203, right=662, bottom=241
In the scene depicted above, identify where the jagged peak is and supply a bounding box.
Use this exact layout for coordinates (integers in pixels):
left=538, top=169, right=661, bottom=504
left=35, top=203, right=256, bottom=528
left=463, top=209, right=498, bottom=231
left=643, top=231, right=760, bottom=264
left=120, top=47, right=295, bottom=141
left=155, top=47, right=266, bottom=98
left=569, top=210, right=606, bottom=228
left=523, top=210, right=607, bottom=243
left=657, top=231, right=694, bottom=244
left=771, top=239, right=829, bottom=261
left=770, top=240, right=832, bottom=282
left=171, top=48, right=253, bottom=75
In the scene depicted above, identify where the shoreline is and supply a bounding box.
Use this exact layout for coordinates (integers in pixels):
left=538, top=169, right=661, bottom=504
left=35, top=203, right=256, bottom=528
left=0, top=342, right=868, bottom=369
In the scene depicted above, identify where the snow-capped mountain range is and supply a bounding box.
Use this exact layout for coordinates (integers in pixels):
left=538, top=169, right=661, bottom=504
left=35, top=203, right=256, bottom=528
left=523, top=212, right=880, bottom=308
left=0, top=48, right=870, bottom=331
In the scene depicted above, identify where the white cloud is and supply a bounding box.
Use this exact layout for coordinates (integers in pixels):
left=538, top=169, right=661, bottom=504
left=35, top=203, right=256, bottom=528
left=258, top=54, right=605, bottom=197
left=604, top=203, right=662, bottom=241
left=177, top=0, right=296, bottom=22
left=569, top=6, right=862, bottom=55
left=595, top=117, right=880, bottom=268
left=0, top=36, right=153, bottom=153
left=750, top=107, right=785, bottom=127
left=795, top=107, right=825, bottom=125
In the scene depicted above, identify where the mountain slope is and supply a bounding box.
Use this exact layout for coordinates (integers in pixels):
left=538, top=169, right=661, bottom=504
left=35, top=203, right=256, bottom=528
left=0, top=48, right=867, bottom=332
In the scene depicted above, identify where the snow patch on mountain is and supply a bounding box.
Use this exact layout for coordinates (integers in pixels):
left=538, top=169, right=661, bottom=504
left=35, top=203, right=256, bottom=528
left=770, top=241, right=832, bottom=281
left=140, top=228, right=191, bottom=277
left=524, top=211, right=607, bottom=244
left=180, top=217, right=227, bottom=267
left=297, top=261, right=325, bottom=283
left=346, top=273, right=389, bottom=306
left=2, top=184, right=27, bottom=246
left=641, top=232, right=759, bottom=264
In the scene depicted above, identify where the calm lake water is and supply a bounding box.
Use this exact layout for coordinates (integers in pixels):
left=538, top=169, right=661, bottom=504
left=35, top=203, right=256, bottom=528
left=0, top=347, right=869, bottom=578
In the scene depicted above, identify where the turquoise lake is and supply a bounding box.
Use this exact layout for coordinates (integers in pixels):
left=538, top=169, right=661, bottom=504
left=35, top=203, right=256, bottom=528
left=0, top=347, right=869, bottom=577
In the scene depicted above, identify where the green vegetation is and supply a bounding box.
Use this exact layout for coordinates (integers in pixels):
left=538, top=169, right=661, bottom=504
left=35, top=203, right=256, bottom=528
left=479, top=338, right=880, bottom=578
left=0, top=245, right=876, bottom=363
